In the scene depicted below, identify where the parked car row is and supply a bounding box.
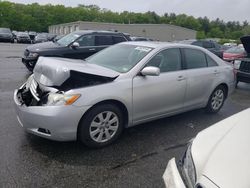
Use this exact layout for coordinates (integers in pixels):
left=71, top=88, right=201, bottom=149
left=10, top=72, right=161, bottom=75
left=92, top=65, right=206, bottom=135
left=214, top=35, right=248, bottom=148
left=0, top=27, right=58, bottom=44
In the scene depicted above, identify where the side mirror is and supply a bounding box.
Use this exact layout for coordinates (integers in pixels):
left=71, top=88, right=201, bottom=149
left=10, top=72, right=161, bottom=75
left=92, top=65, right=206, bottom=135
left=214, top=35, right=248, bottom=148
left=71, top=42, right=80, bottom=48
left=140, top=66, right=160, bottom=76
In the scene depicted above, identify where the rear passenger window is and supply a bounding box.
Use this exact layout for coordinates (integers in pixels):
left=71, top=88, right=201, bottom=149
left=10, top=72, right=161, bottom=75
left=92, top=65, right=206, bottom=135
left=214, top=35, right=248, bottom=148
left=184, top=48, right=207, bottom=69
left=146, top=48, right=182, bottom=73
left=113, top=36, right=126, bottom=44
left=206, top=55, right=218, bottom=67
left=96, top=36, right=113, bottom=46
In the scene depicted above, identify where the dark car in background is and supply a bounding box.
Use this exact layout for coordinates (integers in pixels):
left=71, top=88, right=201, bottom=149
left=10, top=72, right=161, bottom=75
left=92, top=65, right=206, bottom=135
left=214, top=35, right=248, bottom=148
left=28, top=31, right=37, bottom=42
left=22, top=30, right=131, bottom=71
left=16, top=32, right=31, bottom=43
left=47, top=33, right=57, bottom=41
left=53, top=34, right=64, bottom=42
left=179, top=39, right=224, bottom=58
left=34, top=33, right=49, bottom=43
left=0, top=28, right=14, bottom=43
left=234, top=36, right=250, bottom=86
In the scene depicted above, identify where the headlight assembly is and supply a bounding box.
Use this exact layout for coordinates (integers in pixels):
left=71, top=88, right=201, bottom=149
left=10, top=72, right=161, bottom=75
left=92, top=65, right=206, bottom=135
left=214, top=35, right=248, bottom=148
left=45, top=93, right=81, bottom=106
left=181, top=142, right=196, bottom=187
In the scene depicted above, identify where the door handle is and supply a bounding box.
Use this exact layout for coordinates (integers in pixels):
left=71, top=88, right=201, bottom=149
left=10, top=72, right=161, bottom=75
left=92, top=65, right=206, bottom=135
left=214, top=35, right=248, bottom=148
left=213, top=70, right=219, bottom=75
left=177, top=76, right=186, bottom=81
left=89, top=48, right=96, bottom=51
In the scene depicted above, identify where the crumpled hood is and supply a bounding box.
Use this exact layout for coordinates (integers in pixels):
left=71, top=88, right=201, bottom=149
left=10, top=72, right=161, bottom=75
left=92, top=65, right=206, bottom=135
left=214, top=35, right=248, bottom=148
left=240, top=36, right=250, bottom=54
left=192, top=108, right=250, bottom=188
left=33, top=56, right=119, bottom=86
left=27, top=41, right=60, bottom=52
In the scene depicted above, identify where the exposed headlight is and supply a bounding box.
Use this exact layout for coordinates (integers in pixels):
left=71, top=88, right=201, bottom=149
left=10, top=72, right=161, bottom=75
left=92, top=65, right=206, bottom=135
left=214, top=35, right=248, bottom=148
left=234, top=60, right=241, bottom=70
left=181, top=142, right=196, bottom=187
left=45, top=93, right=80, bottom=106
left=28, top=52, right=39, bottom=58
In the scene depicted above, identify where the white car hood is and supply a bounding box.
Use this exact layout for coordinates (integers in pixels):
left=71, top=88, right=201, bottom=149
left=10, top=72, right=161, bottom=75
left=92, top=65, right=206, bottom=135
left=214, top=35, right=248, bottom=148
left=33, top=56, right=119, bottom=87
left=192, top=108, right=250, bottom=188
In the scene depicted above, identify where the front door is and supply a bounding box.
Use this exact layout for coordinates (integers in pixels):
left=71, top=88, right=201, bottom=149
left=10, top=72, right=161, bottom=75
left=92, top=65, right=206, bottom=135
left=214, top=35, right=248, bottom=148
left=132, top=48, right=187, bottom=123
left=63, top=34, right=97, bottom=59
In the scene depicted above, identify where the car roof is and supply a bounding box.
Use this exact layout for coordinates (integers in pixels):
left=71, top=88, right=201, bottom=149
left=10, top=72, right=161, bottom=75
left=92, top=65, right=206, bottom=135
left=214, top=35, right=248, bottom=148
left=73, top=30, right=125, bottom=35
left=120, top=41, right=206, bottom=50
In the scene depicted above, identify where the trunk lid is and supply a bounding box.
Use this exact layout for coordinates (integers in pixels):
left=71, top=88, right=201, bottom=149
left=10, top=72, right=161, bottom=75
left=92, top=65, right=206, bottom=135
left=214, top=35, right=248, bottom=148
left=240, top=36, right=250, bottom=55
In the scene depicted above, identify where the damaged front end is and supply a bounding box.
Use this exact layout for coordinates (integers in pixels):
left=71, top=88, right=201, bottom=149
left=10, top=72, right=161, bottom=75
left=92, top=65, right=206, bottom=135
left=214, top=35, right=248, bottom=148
left=16, top=72, right=117, bottom=107
left=16, top=75, right=50, bottom=106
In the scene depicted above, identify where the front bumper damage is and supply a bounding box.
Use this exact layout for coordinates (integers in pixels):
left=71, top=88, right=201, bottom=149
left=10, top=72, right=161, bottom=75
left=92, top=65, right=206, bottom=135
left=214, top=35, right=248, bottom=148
left=13, top=77, right=90, bottom=141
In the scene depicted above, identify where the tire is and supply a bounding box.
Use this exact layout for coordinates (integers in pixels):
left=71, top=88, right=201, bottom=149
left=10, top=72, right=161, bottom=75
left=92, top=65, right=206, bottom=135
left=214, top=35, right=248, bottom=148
left=78, top=104, right=124, bottom=148
left=206, top=86, right=226, bottom=113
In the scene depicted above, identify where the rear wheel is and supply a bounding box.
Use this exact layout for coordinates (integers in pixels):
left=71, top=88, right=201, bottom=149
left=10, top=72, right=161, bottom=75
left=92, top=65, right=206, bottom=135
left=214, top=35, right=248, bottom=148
left=78, top=104, right=124, bottom=148
left=206, top=86, right=226, bottom=113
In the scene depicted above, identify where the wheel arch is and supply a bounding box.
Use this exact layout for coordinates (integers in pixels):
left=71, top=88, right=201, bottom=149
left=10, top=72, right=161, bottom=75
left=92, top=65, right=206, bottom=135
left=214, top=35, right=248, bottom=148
left=216, top=83, right=229, bottom=98
left=77, top=99, right=129, bottom=139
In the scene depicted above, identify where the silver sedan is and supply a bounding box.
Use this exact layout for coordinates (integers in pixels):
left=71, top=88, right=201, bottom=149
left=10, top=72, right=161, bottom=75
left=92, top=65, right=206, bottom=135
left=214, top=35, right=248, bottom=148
left=14, top=42, right=235, bottom=147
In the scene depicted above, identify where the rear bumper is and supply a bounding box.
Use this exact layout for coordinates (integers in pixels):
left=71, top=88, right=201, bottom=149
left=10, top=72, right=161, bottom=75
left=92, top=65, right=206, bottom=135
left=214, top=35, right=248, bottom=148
left=163, top=158, right=186, bottom=188
left=14, top=86, right=91, bottom=141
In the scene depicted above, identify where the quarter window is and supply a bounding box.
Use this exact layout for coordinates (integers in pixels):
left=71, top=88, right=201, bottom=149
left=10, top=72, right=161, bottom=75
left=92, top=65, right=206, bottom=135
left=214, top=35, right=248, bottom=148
left=206, top=55, right=218, bottom=67
left=184, top=48, right=207, bottom=69
left=146, top=48, right=182, bottom=73
left=96, top=35, right=113, bottom=46
left=113, top=36, right=126, bottom=44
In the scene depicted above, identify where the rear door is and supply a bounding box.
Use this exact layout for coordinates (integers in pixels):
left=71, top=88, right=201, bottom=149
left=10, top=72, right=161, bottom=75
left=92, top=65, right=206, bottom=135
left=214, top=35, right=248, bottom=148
left=95, top=35, right=114, bottom=52
left=182, top=48, right=219, bottom=108
left=132, top=48, right=187, bottom=123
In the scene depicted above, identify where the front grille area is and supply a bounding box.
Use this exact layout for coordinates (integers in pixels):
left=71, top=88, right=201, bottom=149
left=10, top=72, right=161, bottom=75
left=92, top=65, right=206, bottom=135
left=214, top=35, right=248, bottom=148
left=24, top=49, right=29, bottom=57
left=239, top=61, right=250, bottom=73
left=29, top=78, right=40, bottom=101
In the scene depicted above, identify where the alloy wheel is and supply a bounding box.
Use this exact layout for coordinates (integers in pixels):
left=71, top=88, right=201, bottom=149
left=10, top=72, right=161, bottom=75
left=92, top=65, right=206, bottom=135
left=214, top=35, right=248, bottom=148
left=89, top=111, right=119, bottom=143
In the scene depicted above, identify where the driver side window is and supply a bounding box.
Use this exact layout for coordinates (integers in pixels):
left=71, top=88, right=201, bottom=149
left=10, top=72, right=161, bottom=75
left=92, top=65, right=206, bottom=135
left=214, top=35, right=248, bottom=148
left=146, top=48, right=182, bottom=73
left=76, top=35, right=95, bottom=46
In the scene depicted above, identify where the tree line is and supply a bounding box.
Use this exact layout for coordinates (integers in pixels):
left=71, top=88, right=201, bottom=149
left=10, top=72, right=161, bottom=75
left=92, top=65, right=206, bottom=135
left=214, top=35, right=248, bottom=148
left=0, top=1, right=250, bottom=40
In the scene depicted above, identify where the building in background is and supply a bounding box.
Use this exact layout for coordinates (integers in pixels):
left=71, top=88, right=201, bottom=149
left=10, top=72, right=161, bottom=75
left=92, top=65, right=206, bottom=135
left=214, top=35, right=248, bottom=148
left=49, top=21, right=196, bottom=41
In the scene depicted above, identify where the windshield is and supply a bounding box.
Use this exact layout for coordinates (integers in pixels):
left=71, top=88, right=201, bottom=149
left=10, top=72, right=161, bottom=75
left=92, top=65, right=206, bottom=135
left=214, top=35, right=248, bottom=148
left=57, top=32, right=80, bottom=46
left=0, top=28, right=11, bottom=33
left=225, top=46, right=245, bottom=54
left=86, top=44, right=153, bottom=73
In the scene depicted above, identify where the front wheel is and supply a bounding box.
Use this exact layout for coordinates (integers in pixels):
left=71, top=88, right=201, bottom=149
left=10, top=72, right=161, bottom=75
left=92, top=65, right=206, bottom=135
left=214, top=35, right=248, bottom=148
left=206, top=86, right=226, bottom=113
left=78, top=104, right=124, bottom=148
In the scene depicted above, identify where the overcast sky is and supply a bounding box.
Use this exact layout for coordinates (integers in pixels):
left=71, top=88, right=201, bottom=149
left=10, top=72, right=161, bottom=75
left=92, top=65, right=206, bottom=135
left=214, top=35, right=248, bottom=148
left=8, top=0, right=250, bottom=23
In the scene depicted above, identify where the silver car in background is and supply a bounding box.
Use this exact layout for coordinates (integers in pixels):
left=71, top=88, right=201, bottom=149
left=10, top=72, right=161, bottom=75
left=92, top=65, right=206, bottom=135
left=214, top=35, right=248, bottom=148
left=14, top=42, right=235, bottom=148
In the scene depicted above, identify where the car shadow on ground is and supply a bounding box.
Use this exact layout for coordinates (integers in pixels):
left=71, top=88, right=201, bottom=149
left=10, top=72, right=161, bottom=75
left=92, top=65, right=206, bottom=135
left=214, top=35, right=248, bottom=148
left=24, top=107, right=239, bottom=168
